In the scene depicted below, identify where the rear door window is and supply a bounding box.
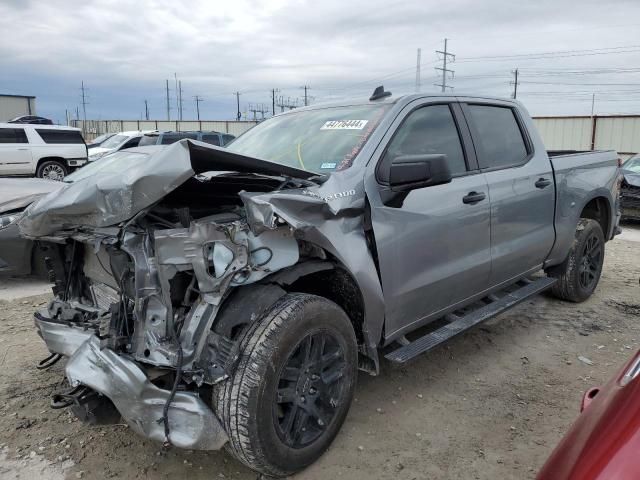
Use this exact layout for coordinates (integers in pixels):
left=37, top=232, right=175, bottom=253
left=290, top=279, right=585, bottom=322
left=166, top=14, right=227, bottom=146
left=121, top=137, right=141, bottom=149
left=222, top=134, right=235, bottom=145
left=465, top=105, right=529, bottom=169
left=0, top=128, right=28, bottom=143
left=161, top=133, right=198, bottom=145
left=35, top=129, right=85, bottom=144
left=201, top=134, right=220, bottom=146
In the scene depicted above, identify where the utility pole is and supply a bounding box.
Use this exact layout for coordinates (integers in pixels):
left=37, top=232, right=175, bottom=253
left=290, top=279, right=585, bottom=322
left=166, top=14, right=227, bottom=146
left=590, top=93, right=596, bottom=117
left=434, top=38, right=455, bottom=92
left=271, top=88, right=279, bottom=116
left=194, top=95, right=203, bottom=121
left=80, top=81, right=88, bottom=135
left=234, top=92, right=241, bottom=121
left=144, top=100, right=149, bottom=120
left=415, top=48, right=422, bottom=92
left=165, top=80, right=171, bottom=120
left=174, top=73, right=179, bottom=118
left=301, top=85, right=310, bottom=106
left=178, top=80, right=184, bottom=121
left=510, top=68, right=520, bottom=99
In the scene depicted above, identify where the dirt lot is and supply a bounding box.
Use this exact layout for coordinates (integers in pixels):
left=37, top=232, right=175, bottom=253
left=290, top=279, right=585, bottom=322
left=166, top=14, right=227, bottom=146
left=0, top=229, right=639, bottom=480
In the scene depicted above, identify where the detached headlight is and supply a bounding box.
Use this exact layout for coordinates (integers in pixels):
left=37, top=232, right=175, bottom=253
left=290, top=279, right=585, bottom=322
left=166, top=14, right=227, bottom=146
left=0, top=212, right=23, bottom=230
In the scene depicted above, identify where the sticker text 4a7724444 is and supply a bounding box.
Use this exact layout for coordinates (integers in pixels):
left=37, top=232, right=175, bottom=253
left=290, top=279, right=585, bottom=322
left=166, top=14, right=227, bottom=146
left=320, top=120, right=368, bottom=130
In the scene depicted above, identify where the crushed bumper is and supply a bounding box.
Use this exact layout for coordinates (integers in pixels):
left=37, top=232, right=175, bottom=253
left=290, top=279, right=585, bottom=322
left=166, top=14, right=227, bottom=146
left=35, top=314, right=228, bottom=450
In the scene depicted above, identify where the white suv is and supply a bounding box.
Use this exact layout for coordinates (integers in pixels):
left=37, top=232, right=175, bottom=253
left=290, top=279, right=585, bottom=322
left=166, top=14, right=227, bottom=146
left=0, top=123, right=88, bottom=180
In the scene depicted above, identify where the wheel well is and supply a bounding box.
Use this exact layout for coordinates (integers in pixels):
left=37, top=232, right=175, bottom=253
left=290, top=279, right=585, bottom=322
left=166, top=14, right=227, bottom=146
left=286, top=267, right=366, bottom=346
left=36, top=157, right=66, bottom=169
left=581, top=197, right=610, bottom=238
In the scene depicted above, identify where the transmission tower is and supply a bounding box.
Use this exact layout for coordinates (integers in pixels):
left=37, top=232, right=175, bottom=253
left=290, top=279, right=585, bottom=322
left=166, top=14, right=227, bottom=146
left=434, top=38, right=455, bottom=92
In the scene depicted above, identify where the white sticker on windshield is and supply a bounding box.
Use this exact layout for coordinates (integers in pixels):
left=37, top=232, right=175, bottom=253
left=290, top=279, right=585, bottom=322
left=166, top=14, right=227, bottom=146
left=321, top=120, right=368, bottom=130
left=320, top=162, right=337, bottom=169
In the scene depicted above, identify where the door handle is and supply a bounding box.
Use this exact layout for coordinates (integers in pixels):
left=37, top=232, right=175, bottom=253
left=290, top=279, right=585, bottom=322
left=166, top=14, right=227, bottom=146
left=535, top=178, right=552, bottom=189
left=462, top=191, right=486, bottom=204
left=17, top=148, right=29, bottom=151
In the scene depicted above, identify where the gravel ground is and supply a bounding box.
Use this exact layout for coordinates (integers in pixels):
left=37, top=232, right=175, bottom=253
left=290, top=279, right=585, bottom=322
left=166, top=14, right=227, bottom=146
left=0, top=228, right=638, bottom=480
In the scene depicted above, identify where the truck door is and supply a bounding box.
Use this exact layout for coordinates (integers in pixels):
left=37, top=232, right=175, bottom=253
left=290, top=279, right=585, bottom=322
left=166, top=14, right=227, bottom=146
left=460, top=102, right=555, bottom=286
left=0, top=127, right=32, bottom=174
left=365, top=101, right=491, bottom=339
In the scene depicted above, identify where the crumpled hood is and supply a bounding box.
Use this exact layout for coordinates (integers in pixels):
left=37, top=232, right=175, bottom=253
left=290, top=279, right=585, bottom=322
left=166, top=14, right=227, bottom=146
left=18, top=140, right=320, bottom=237
left=0, top=178, right=62, bottom=214
left=622, top=171, right=640, bottom=188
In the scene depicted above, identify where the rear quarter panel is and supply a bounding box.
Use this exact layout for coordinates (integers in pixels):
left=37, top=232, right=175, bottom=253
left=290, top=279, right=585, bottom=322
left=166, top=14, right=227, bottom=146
left=545, top=152, right=619, bottom=266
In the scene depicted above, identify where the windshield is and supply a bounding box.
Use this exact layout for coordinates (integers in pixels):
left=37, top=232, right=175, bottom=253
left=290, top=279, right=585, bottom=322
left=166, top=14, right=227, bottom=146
left=623, top=155, right=640, bottom=173
left=92, top=133, right=114, bottom=144
left=226, top=104, right=389, bottom=173
left=138, top=135, right=158, bottom=146
left=64, top=151, right=149, bottom=182
left=100, top=134, right=129, bottom=149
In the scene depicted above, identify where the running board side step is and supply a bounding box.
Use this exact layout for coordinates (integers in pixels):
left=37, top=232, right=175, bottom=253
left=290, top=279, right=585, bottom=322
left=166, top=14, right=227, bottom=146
left=385, top=277, right=557, bottom=365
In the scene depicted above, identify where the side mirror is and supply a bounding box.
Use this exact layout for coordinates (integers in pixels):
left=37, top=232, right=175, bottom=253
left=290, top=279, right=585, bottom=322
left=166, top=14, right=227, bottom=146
left=388, top=154, right=452, bottom=192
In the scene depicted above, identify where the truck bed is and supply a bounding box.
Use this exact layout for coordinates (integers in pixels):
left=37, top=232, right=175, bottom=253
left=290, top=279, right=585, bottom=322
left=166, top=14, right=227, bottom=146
left=545, top=149, right=620, bottom=266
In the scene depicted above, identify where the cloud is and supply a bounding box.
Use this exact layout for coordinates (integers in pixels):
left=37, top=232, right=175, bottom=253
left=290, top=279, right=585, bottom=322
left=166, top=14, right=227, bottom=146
left=1, top=0, right=639, bottom=121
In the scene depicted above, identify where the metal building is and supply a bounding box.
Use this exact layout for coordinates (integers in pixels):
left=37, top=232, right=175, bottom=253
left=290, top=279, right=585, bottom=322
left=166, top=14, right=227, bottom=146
left=0, top=94, right=36, bottom=121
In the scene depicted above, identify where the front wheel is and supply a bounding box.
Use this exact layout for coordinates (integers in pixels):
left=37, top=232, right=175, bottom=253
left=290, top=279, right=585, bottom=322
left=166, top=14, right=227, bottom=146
left=213, top=293, right=358, bottom=477
left=36, top=160, right=68, bottom=180
left=547, top=218, right=605, bottom=302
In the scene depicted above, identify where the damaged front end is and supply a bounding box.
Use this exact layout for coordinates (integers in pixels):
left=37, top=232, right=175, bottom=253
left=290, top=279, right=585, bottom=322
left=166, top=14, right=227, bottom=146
left=20, top=140, right=383, bottom=450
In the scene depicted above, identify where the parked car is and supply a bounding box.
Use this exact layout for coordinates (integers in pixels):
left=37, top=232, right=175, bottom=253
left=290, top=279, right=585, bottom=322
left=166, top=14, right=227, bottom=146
left=8, top=115, right=53, bottom=125
left=137, top=130, right=235, bottom=147
left=0, top=178, right=62, bottom=276
left=0, top=123, right=88, bottom=180
left=87, top=132, right=116, bottom=150
left=20, top=88, right=620, bottom=477
left=620, top=154, right=640, bottom=220
left=537, top=346, right=640, bottom=480
left=87, top=130, right=153, bottom=162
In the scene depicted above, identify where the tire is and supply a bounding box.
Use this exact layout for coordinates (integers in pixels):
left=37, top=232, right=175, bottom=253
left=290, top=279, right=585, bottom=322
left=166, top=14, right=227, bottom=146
left=36, top=160, right=67, bottom=180
left=213, top=293, right=358, bottom=477
left=547, top=218, right=605, bottom=302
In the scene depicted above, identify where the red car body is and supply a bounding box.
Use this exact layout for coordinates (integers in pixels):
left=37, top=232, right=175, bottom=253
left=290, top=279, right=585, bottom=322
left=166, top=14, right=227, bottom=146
left=538, top=349, right=640, bottom=480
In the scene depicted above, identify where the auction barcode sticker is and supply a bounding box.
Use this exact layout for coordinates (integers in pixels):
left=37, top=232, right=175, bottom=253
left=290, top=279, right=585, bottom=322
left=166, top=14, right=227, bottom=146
left=321, top=120, right=368, bottom=130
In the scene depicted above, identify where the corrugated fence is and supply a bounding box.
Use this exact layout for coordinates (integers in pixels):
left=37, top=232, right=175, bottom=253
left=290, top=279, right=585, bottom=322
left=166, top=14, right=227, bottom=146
left=533, top=115, right=640, bottom=159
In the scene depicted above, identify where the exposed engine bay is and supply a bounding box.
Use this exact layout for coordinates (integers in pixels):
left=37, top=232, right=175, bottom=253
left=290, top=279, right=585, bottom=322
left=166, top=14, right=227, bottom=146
left=19, top=140, right=384, bottom=449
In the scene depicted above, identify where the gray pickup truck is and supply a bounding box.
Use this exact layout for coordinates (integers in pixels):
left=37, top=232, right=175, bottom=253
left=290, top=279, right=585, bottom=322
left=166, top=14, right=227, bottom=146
left=19, top=88, right=620, bottom=477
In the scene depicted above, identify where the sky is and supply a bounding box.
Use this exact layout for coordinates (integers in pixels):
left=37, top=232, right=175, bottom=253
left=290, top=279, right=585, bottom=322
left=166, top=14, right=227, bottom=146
left=1, top=0, right=640, bottom=124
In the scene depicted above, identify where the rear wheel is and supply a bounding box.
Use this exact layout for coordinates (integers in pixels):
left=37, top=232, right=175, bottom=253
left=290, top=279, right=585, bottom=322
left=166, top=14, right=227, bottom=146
left=213, top=293, right=358, bottom=477
left=547, top=218, right=605, bottom=302
left=36, top=160, right=67, bottom=180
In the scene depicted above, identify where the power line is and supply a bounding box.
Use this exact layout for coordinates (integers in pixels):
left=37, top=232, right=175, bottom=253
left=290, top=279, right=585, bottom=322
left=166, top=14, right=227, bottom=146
left=435, top=38, right=455, bottom=92
left=458, top=45, right=640, bottom=63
